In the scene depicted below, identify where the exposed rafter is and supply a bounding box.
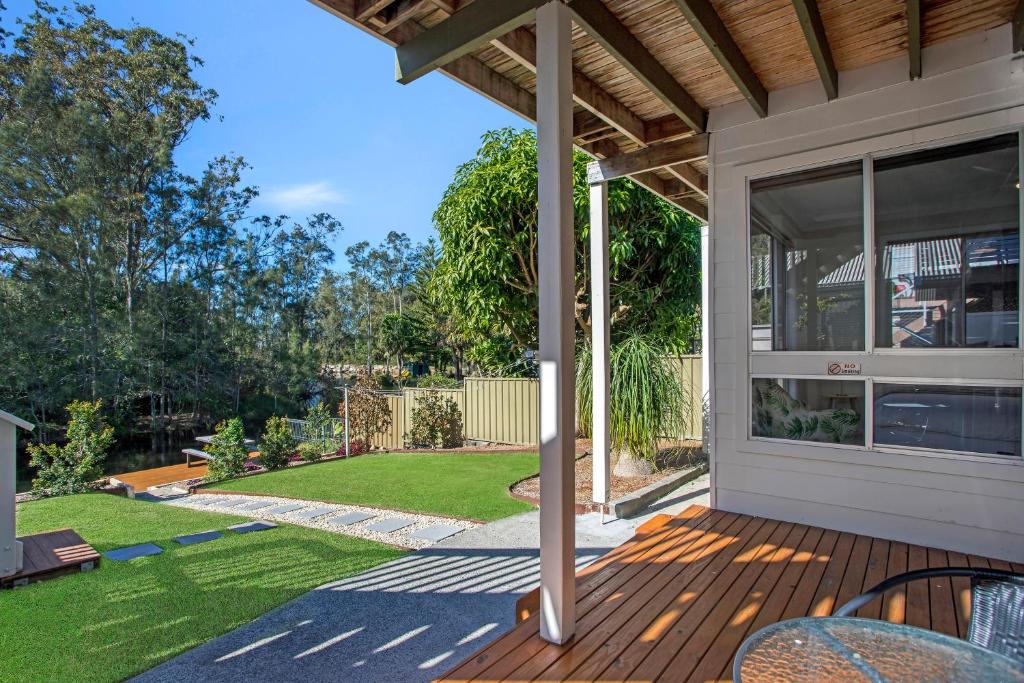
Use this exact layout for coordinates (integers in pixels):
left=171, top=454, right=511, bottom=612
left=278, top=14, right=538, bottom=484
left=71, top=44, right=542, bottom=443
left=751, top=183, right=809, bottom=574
left=666, top=162, right=708, bottom=198
left=670, top=0, right=767, bottom=117
left=587, top=135, right=709, bottom=183
left=355, top=0, right=397, bottom=22
left=491, top=27, right=647, bottom=145
left=792, top=0, right=838, bottom=100
left=394, top=0, right=547, bottom=83
left=906, top=0, right=921, bottom=80
left=568, top=0, right=707, bottom=133
left=378, top=0, right=428, bottom=32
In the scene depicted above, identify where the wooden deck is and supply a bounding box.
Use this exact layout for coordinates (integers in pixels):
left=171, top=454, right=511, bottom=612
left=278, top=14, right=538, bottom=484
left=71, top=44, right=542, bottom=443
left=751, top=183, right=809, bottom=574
left=440, top=505, right=1023, bottom=682
left=112, top=461, right=208, bottom=494
left=1, top=529, right=100, bottom=588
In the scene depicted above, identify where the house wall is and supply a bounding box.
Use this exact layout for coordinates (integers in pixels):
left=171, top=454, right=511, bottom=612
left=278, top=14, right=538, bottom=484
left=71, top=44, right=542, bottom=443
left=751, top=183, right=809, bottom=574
left=707, top=23, right=1024, bottom=562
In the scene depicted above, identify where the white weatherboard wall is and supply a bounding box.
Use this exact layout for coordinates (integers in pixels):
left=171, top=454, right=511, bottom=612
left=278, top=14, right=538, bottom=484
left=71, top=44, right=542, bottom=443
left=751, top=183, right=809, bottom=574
left=707, top=23, right=1024, bottom=563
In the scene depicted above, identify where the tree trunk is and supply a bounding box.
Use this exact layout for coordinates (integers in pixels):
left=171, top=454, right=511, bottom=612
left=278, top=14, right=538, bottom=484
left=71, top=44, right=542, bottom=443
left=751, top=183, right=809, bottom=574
left=613, top=450, right=655, bottom=477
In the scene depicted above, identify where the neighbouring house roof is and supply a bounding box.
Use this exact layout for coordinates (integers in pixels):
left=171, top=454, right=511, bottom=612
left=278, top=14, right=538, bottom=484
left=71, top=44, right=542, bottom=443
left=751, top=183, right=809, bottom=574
left=309, top=0, right=1018, bottom=223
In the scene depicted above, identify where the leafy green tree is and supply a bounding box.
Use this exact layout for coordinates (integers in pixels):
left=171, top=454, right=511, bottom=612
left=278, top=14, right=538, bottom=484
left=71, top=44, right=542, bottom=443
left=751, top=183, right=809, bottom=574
left=432, top=128, right=702, bottom=373
left=27, top=399, right=113, bottom=495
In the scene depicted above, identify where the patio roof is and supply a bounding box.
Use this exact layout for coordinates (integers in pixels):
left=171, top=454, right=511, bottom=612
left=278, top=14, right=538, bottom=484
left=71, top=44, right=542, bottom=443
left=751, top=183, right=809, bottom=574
left=309, top=0, right=1019, bottom=222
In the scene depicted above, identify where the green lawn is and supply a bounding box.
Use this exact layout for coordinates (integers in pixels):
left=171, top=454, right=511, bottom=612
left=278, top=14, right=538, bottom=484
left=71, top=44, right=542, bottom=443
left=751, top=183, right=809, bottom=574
left=3, top=494, right=404, bottom=682
left=209, top=452, right=540, bottom=521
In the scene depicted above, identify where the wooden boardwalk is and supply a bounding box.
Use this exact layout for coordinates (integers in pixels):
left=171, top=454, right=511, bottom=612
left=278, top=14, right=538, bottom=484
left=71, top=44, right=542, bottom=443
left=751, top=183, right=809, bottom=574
left=439, top=505, right=1023, bottom=682
left=1, top=529, right=99, bottom=588
left=112, top=461, right=207, bottom=494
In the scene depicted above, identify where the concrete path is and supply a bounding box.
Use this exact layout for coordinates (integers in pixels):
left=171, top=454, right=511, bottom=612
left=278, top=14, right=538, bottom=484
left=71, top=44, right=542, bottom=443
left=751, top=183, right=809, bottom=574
left=134, top=475, right=710, bottom=683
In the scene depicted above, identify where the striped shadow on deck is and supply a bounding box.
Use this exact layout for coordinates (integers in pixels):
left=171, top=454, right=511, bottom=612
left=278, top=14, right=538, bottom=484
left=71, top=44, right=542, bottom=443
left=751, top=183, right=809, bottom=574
left=438, top=504, right=1024, bottom=683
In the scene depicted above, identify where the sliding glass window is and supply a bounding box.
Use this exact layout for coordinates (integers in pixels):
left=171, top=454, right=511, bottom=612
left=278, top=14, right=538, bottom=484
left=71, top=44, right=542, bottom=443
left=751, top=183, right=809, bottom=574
left=750, top=163, right=865, bottom=351
left=874, top=134, right=1020, bottom=349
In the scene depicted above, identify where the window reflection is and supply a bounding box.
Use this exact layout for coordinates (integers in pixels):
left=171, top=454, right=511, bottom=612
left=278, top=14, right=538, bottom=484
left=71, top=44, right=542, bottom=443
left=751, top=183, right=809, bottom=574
left=875, top=135, right=1020, bottom=348
left=752, top=378, right=865, bottom=445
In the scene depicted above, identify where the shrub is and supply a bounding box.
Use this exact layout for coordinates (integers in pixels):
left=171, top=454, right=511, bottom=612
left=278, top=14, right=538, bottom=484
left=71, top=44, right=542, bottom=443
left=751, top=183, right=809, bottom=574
left=296, top=441, right=322, bottom=463
left=576, top=333, right=685, bottom=469
left=28, top=400, right=113, bottom=496
left=415, top=374, right=459, bottom=389
left=305, top=402, right=335, bottom=453
left=406, top=393, right=464, bottom=449
left=205, top=418, right=249, bottom=481
left=259, top=416, right=296, bottom=470
left=340, top=371, right=393, bottom=447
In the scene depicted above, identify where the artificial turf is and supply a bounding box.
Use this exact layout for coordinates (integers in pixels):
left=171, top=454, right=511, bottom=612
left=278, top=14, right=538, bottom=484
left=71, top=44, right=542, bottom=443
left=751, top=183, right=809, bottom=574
left=2, top=493, right=404, bottom=682
left=208, top=451, right=540, bottom=521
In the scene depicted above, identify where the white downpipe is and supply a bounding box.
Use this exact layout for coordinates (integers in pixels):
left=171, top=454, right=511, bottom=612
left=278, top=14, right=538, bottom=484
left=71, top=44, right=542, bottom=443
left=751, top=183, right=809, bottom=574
left=536, top=0, right=576, bottom=646
left=590, top=182, right=611, bottom=510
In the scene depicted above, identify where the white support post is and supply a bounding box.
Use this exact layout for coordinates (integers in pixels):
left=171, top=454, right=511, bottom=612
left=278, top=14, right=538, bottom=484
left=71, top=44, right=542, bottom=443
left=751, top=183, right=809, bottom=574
left=590, top=182, right=611, bottom=510
left=536, top=0, right=576, bottom=646
left=0, top=410, right=33, bottom=579
left=701, top=224, right=710, bottom=407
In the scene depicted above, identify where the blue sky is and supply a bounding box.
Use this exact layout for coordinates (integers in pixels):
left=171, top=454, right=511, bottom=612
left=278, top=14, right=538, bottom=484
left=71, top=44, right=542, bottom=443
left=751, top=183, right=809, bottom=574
left=1, top=0, right=526, bottom=268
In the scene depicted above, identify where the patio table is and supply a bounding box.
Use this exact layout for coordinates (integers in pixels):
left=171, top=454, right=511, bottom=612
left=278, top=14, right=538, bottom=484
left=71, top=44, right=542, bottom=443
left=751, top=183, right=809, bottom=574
left=732, top=616, right=1024, bottom=682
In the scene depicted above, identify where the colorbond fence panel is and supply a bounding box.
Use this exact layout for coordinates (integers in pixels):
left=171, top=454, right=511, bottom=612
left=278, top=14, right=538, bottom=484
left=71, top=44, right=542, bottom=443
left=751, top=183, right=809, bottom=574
left=464, top=377, right=539, bottom=446
left=360, top=358, right=702, bottom=449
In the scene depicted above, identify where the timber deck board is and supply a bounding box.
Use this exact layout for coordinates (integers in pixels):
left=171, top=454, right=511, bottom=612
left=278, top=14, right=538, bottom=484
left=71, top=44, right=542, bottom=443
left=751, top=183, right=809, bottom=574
left=1, top=529, right=99, bottom=588
left=438, top=504, right=1009, bottom=683
left=113, top=461, right=208, bottom=493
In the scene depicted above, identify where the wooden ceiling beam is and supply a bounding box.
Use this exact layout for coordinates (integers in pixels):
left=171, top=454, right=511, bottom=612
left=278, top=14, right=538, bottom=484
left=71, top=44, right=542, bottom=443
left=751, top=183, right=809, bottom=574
left=792, top=0, right=838, bottom=100
left=665, top=162, right=708, bottom=198
left=355, top=0, right=397, bottom=22
left=491, top=27, right=648, bottom=145
left=587, top=134, right=709, bottom=183
left=379, top=0, right=430, bottom=33
left=395, top=0, right=548, bottom=84
left=568, top=0, right=707, bottom=133
left=670, top=0, right=767, bottom=117
left=906, top=0, right=921, bottom=80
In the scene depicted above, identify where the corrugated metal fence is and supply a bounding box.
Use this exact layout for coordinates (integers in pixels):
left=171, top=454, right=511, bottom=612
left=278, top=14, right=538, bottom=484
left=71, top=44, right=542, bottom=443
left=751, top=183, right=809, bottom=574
left=319, top=356, right=702, bottom=450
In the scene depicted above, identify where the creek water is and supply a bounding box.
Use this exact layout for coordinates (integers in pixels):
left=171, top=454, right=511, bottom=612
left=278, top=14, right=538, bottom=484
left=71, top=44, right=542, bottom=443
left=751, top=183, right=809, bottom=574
left=15, top=432, right=197, bottom=493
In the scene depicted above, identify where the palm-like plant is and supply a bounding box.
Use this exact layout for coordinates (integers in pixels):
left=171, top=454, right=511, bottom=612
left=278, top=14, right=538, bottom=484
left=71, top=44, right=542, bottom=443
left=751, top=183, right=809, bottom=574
left=577, top=333, right=686, bottom=476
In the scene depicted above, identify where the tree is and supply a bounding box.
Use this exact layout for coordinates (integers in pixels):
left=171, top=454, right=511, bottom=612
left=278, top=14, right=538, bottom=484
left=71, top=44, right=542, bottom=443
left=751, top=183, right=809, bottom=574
left=258, top=415, right=296, bottom=470
left=432, top=128, right=702, bottom=373
left=205, top=417, right=248, bottom=480
left=27, top=399, right=113, bottom=495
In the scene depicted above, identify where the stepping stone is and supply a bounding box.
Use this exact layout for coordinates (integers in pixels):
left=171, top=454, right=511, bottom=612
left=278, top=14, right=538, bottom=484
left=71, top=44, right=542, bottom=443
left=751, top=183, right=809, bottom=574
left=105, top=543, right=163, bottom=561
left=264, top=503, right=305, bottom=515
left=235, top=500, right=275, bottom=512
left=228, top=521, right=278, bottom=534
left=290, top=507, right=335, bottom=521
left=328, top=512, right=376, bottom=526
left=174, top=530, right=223, bottom=546
left=212, top=498, right=248, bottom=508
left=365, top=518, right=414, bottom=533
left=191, top=497, right=222, bottom=506
left=409, top=524, right=465, bottom=542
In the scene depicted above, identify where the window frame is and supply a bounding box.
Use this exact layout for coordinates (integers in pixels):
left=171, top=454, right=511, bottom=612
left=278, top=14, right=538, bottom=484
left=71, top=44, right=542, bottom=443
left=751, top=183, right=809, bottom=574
left=743, top=126, right=1024, bottom=462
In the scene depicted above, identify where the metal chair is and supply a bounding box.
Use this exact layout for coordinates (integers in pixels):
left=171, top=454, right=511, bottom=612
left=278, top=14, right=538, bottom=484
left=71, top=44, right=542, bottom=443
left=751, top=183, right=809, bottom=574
left=834, top=567, right=1024, bottom=666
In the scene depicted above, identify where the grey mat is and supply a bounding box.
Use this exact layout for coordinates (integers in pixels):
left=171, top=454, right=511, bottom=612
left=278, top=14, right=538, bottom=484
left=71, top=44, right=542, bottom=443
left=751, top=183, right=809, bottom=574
left=290, top=506, right=334, bottom=520
left=105, top=543, right=164, bottom=561
left=409, top=524, right=465, bottom=542
left=365, top=518, right=414, bottom=533
left=235, top=500, right=275, bottom=511
left=264, top=503, right=304, bottom=515
left=328, top=511, right=376, bottom=526
left=228, top=521, right=278, bottom=534
left=174, top=530, right=224, bottom=546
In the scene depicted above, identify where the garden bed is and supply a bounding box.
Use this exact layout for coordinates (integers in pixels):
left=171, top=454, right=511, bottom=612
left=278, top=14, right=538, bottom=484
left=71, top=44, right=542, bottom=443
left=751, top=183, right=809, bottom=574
left=509, top=442, right=704, bottom=513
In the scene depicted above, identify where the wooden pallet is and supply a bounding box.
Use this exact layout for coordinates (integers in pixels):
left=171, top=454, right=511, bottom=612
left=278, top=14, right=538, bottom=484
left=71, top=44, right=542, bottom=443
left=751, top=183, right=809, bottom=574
left=1, top=529, right=100, bottom=588
left=439, top=504, right=1024, bottom=682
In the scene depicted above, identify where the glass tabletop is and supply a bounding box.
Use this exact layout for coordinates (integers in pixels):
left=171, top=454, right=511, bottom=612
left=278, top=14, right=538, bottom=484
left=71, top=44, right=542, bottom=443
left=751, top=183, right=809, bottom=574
left=733, top=617, right=1024, bottom=682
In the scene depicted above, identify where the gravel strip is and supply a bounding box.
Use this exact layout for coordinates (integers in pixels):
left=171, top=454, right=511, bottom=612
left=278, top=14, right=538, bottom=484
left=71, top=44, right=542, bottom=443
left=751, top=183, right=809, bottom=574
left=162, top=494, right=479, bottom=550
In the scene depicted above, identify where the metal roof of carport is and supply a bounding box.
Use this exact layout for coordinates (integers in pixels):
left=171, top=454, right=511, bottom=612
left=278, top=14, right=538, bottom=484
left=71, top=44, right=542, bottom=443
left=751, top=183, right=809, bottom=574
left=309, top=0, right=1021, bottom=223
